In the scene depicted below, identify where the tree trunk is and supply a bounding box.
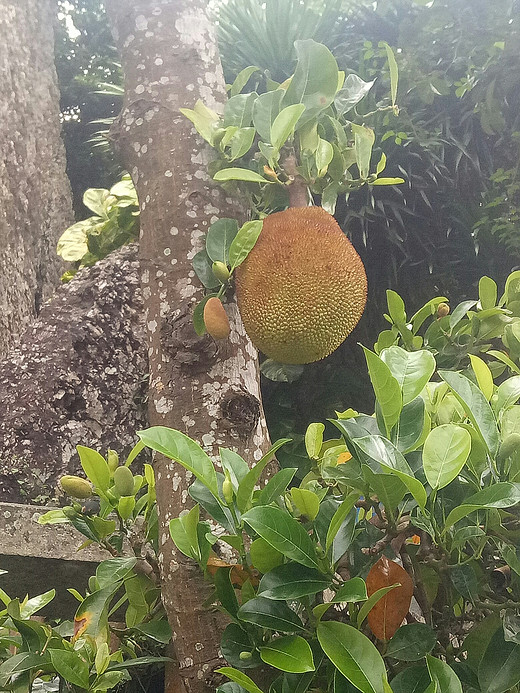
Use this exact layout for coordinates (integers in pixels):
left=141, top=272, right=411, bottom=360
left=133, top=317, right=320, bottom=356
left=106, top=2, right=269, bottom=691
left=0, top=0, right=73, bottom=356
left=0, top=245, right=147, bottom=504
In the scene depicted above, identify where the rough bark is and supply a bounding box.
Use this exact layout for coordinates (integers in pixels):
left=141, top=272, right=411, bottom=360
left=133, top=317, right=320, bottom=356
left=0, top=244, right=147, bottom=504
left=106, top=2, right=270, bottom=691
left=0, top=0, right=73, bottom=356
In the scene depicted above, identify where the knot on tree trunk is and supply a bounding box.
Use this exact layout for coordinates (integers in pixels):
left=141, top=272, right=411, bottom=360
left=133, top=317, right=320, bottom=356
left=162, top=305, right=217, bottom=372
left=220, top=387, right=260, bottom=435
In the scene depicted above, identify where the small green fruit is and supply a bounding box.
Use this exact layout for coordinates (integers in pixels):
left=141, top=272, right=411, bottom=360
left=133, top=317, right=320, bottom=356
left=437, top=302, right=450, bottom=318
left=59, top=475, right=93, bottom=499
left=222, top=476, right=234, bottom=504
left=239, top=651, right=253, bottom=661
left=107, top=449, right=119, bottom=472
left=62, top=505, right=78, bottom=519
left=113, top=466, right=135, bottom=496
left=212, top=261, right=231, bottom=283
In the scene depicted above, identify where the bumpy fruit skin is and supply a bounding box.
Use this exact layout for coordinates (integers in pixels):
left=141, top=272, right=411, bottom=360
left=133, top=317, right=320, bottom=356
left=113, top=465, right=135, bottom=497
left=203, top=297, right=231, bottom=340
left=59, top=475, right=93, bottom=499
left=235, top=206, right=367, bottom=364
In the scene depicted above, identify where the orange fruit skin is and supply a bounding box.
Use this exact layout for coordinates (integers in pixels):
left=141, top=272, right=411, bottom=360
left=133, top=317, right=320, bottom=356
left=235, top=206, right=367, bottom=364
left=203, top=297, right=230, bottom=340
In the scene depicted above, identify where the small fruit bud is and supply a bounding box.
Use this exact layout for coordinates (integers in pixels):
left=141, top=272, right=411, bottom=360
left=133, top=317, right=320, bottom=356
left=437, top=302, right=450, bottom=318
left=212, top=261, right=231, bottom=283
left=203, top=297, right=231, bottom=340
left=113, top=466, right=135, bottom=497
left=62, top=505, right=78, bottom=519
left=59, top=475, right=93, bottom=499
left=222, top=474, right=234, bottom=504
left=107, top=449, right=119, bottom=472
left=239, top=651, right=253, bottom=661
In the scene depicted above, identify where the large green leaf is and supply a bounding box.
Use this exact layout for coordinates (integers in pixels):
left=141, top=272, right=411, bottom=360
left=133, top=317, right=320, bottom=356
left=317, top=622, right=388, bottom=693
left=333, top=577, right=368, bottom=603
left=284, top=40, right=339, bottom=122
left=444, top=482, right=520, bottom=529
left=214, top=168, right=268, bottom=183
left=242, top=506, right=319, bottom=569
left=257, top=468, right=297, bottom=505
left=216, top=668, right=264, bottom=693
left=237, top=597, right=304, bottom=633
left=258, top=563, right=331, bottom=600
left=439, top=371, right=500, bottom=457
left=49, top=649, right=90, bottom=689
left=169, top=505, right=201, bottom=561
left=351, top=124, right=375, bottom=180
left=362, top=466, right=406, bottom=517
left=0, top=652, right=51, bottom=686
left=362, top=347, right=402, bottom=435
left=393, top=397, right=428, bottom=454
left=380, top=347, right=436, bottom=406
left=228, top=220, right=264, bottom=270
left=221, top=624, right=261, bottom=669
left=290, top=487, right=320, bottom=520
left=426, top=656, right=462, bottom=693
left=260, top=636, right=314, bottom=673
left=494, top=376, right=520, bottom=414
left=96, top=558, right=137, bottom=588
left=478, top=626, right=520, bottom=693
left=206, top=218, right=239, bottom=264
left=215, top=567, right=240, bottom=619
left=137, top=426, right=220, bottom=501
left=422, top=424, right=471, bottom=489
left=253, top=89, right=284, bottom=141
left=271, top=104, right=305, bottom=150
left=325, top=492, right=360, bottom=552
left=386, top=624, right=436, bottom=661
left=223, top=92, right=257, bottom=127
left=390, top=665, right=431, bottom=693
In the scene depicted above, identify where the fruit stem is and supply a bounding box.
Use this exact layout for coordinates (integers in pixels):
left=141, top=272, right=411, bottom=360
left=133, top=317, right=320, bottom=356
left=283, top=152, right=310, bottom=208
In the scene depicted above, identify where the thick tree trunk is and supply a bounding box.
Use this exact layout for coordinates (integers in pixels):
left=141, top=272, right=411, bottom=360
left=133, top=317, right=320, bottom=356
left=106, top=2, right=269, bottom=691
left=0, top=0, right=73, bottom=356
left=0, top=245, right=147, bottom=504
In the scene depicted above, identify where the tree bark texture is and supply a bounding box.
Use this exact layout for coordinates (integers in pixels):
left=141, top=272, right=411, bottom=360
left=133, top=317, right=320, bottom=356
left=106, top=2, right=270, bottom=691
left=0, top=0, right=73, bottom=357
left=0, top=244, right=147, bottom=504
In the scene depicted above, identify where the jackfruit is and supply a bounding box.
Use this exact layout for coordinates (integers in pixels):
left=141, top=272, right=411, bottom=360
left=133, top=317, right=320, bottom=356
left=235, top=206, right=367, bottom=364
left=59, top=475, right=93, bottom=499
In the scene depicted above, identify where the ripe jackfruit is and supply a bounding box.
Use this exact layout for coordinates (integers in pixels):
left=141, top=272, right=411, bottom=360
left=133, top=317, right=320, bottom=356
left=235, top=206, right=367, bottom=364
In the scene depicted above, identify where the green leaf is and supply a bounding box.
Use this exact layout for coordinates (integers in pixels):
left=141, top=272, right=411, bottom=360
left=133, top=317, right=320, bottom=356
left=494, top=376, right=520, bottom=414
left=380, top=347, right=436, bottom=405
left=206, top=218, right=239, bottom=264
left=258, top=468, right=297, bottom=505
left=105, top=656, right=174, bottom=671
left=249, top=537, right=284, bottom=574
left=221, top=623, right=260, bottom=669
left=137, top=426, right=220, bottom=501
left=382, top=43, right=399, bottom=106
left=216, top=668, right=264, bottom=693
left=488, top=350, right=520, bottom=375
left=258, top=563, right=331, bottom=600
left=284, top=40, right=339, bottom=122
left=426, top=655, right=462, bottom=693
left=439, top=370, right=500, bottom=457
left=479, top=276, right=498, bottom=310
left=478, top=628, right=520, bottom=693
left=271, top=104, right=305, bottom=150
left=0, top=653, right=50, bottom=686
left=77, top=445, right=110, bottom=493
left=230, top=66, right=260, bottom=97
left=228, top=220, right=264, bottom=271
left=214, top=168, right=268, bottom=183
left=223, top=93, right=257, bottom=128
left=362, top=347, right=402, bottom=435
left=215, top=567, right=240, bottom=619
left=422, top=424, right=471, bottom=489
left=169, top=505, right=201, bottom=561
left=260, top=360, right=304, bottom=382
left=390, top=665, right=432, bottom=693
left=260, top=636, right=315, bottom=673
left=386, top=624, right=436, bottom=661
left=290, top=487, right=320, bottom=520
left=242, top=506, right=319, bottom=569
left=444, top=482, right=520, bottom=529
left=133, top=619, right=172, bottom=644
left=334, top=577, right=368, bottom=603
left=237, top=597, right=304, bottom=633
left=326, top=491, right=360, bottom=552
left=96, top=557, right=137, bottom=588
left=317, top=622, right=388, bottom=693
left=220, top=448, right=250, bottom=489
left=37, top=509, right=69, bottom=525
left=362, top=466, right=406, bottom=516
left=228, top=128, right=256, bottom=161
left=83, top=188, right=108, bottom=216
left=49, top=649, right=90, bottom=689
left=316, top=138, right=334, bottom=176
left=469, top=354, right=494, bottom=400
left=193, top=250, right=220, bottom=289
left=334, top=75, right=375, bottom=117
left=371, top=177, right=405, bottom=185
left=357, top=585, right=399, bottom=629
left=57, top=219, right=92, bottom=261
left=180, top=100, right=219, bottom=145
left=352, top=124, right=375, bottom=180
left=236, top=438, right=290, bottom=512
left=450, top=563, right=478, bottom=601
left=253, top=90, right=284, bottom=142
left=305, top=423, right=325, bottom=460
left=392, top=397, right=428, bottom=454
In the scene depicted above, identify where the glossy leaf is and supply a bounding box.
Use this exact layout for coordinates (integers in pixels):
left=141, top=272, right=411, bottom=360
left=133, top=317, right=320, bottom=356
left=221, top=624, right=261, bottom=669
left=326, top=491, right=360, bottom=552
left=249, top=537, right=284, bottom=574
left=258, top=468, right=297, bottom=505
left=426, top=655, right=462, bottom=693
left=237, top=597, right=304, bottom=633
left=445, top=482, right=520, bottom=529
left=243, top=506, right=319, bottom=569
left=228, top=220, right=264, bottom=270
left=96, top=557, right=136, bottom=588
left=335, top=74, right=375, bottom=116
left=380, top=347, right=436, bottom=406
left=317, top=621, right=388, bottom=693
left=193, top=251, right=220, bottom=290
left=214, top=168, right=267, bottom=183
left=138, top=426, right=220, bottom=501
left=494, top=376, right=520, bottom=414
left=478, top=627, right=520, bottom=693
left=422, top=424, right=471, bottom=489
left=290, top=487, right=320, bottom=520
left=352, top=124, right=375, bottom=180
left=260, top=636, right=314, bottom=673
left=216, top=668, right=264, bottom=693
left=220, top=448, right=250, bottom=490
left=206, top=218, right=239, bottom=264
left=271, top=104, right=305, bottom=150
left=49, top=649, right=90, bottom=689
left=78, top=445, right=110, bottom=493
left=469, top=354, right=494, bottom=400
left=253, top=89, right=284, bottom=141
left=258, top=563, right=331, bottom=600
left=334, top=577, right=368, bottom=603
left=439, top=370, right=499, bottom=457
left=215, top=567, right=240, bottom=618
left=390, top=665, right=432, bottom=693
left=363, top=347, right=402, bottom=434
left=305, top=423, right=325, bottom=460
left=386, top=624, right=437, bottom=661
left=236, top=438, right=290, bottom=512
left=365, top=556, right=414, bottom=641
